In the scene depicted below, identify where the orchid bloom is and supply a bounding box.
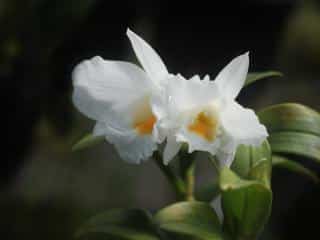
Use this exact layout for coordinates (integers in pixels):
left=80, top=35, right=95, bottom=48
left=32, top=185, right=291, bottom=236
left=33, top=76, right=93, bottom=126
left=72, top=29, right=169, bottom=163
left=158, top=53, right=268, bottom=166
left=72, top=28, right=268, bottom=167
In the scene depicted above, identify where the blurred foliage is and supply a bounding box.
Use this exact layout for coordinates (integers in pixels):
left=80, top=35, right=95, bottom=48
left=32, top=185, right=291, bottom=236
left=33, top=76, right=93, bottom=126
left=1, top=196, right=86, bottom=240
left=1, top=0, right=101, bottom=189
left=1, top=0, right=320, bottom=240
left=281, top=1, right=320, bottom=75
left=258, top=103, right=320, bottom=180
left=76, top=202, right=225, bottom=240
left=1, top=0, right=97, bottom=129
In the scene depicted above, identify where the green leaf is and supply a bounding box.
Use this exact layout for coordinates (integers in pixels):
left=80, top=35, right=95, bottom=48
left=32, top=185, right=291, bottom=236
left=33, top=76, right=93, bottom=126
left=198, top=142, right=271, bottom=204
left=258, top=103, right=320, bottom=136
left=248, top=158, right=272, bottom=188
left=154, top=201, right=224, bottom=240
left=220, top=168, right=272, bottom=240
left=231, top=144, right=251, bottom=178
left=231, top=141, right=272, bottom=186
left=202, top=143, right=272, bottom=239
left=258, top=103, right=320, bottom=171
left=245, top=71, right=283, bottom=86
left=72, top=133, right=104, bottom=151
left=268, top=131, right=320, bottom=163
left=272, top=154, right=319, bottom=183
left=75, top=209, right=160, bottom=240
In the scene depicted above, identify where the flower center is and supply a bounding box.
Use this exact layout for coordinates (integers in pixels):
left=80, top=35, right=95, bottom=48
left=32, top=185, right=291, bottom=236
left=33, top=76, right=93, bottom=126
left=134, top=114, right=157, bottom=135
left=188, top=111, right=219, bottom=142
left=132, top=95, right=157, bottom=135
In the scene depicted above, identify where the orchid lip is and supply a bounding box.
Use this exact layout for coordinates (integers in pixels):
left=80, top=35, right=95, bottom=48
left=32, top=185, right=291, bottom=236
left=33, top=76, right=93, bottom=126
left=132, top=95, right=157, bottom=136
left=134, top=114, right=157, bottom=135
left=188, top=110, right=220, bottom=142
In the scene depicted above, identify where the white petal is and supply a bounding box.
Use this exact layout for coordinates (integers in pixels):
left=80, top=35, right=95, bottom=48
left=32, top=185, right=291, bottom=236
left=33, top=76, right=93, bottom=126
left=93, top=98, right=157, bottom=164
left=93, top=122, right=157, bottom=164
left=203, top=74, right=210, bottom=83
left=127, top=28, right=168, bottom=83
left=93, top=121, right=107, bottom=136
left=161, top=75, right=223, bottom=156
left=220, top=101, right=268, bottom=147
left=150, top=82, right=177, bottom=144
left=73, top=84, right=112, bottom=122
left=211, top=195, right=224, bottom=222
left=150, top=88, right=168, bottom=128
left=216, top=146, right=237, bottom=167
left=163, top=136, right=182, bottom=165
left=175, top=105, right=222, bottom=156
left=176, top=124, right=221, bottom=156
left=166, top=75, right=220, bottom=115
left=214, top=52, right=249, bottom=100
left=92, top=96, right=158, bottom=163
left=217, top=101, right=268, bottom=167
left=72, top=56, right=151, bottom=121
left=152, top=119, right=169, bottom=144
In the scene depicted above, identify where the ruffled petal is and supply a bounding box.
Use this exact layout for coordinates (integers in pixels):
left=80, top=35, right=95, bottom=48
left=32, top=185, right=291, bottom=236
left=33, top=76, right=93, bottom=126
left=94, top=122, right=157, bottom=164
left=220, top=101, right=268, bottom=147
left=176, top=122, right=222, bottom=156
left=160, top=75, right=224, bottom=156
left=166, top=75, right=220, bottom=115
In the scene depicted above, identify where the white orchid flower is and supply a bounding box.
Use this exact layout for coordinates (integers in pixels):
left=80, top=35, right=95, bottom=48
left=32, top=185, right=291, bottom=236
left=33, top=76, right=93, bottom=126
left=72, top=29, right=170, bottom=164
left=159, top=53, right=268, bottom=166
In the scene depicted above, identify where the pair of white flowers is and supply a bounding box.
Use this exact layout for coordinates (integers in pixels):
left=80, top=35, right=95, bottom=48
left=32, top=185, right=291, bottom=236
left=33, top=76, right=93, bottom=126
left=72, top=29, right=268, bottom=167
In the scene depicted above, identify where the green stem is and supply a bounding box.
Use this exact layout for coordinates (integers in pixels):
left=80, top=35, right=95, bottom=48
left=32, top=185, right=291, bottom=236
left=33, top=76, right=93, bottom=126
left=179, top=148, right=196, bottom=201
left=153, top=151, right=186, bottom=200
left=209, top=156, right=221, bottom=174
left=184, top=161, right=195, bottom=201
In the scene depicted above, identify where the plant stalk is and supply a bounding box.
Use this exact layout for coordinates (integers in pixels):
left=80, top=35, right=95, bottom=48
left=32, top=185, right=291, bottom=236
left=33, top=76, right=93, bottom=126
left=179, top=147, right=197, bottom=201
left=209, top=155, right=221, bottom=174
left=184, top=161, right=195, bottom=201
left=153, top=151, right=186, bottom=200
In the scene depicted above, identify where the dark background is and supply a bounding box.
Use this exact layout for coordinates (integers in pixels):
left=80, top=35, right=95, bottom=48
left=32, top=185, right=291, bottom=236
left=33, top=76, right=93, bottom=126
left=1, top=0, right=320, bottom=239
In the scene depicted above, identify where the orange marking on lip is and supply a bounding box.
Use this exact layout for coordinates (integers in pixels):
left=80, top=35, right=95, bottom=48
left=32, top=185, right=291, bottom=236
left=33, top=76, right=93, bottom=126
left=188, top=111, right=218, bottom=142
left=134, top=114, right=157, bottom=135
